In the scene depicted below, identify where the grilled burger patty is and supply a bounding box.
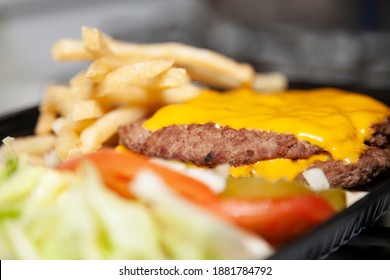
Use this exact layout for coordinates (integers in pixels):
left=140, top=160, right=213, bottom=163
left=119, top=119, right=390, bottom=188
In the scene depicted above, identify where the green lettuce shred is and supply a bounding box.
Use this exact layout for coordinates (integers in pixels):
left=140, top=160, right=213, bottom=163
left=0, top=137, right=19, bottom=181
left=0, top=160, right=273, bottom=260
left=0, top=162, right=163, bottom=259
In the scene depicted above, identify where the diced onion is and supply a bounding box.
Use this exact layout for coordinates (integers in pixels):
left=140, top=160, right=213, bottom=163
left=150, top=158, right=228, bottom=193
left=302, top=168, right=330, bottom=191
left=345, top=191, right=368, bottom=206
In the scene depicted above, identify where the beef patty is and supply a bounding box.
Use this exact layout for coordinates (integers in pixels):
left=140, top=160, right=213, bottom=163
left=118, top=119, right=390, bottom=188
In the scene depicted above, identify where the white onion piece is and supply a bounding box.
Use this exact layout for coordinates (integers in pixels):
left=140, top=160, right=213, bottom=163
left=150, top=158, right=228, bottom=194
left=302, top=168, right=330, bottom=191
left=345, top=191, right=368, bottom=206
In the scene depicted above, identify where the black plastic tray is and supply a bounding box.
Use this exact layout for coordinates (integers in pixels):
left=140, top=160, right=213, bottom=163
left=271, top=175, right=390, bottom=259
left=0, top=103, right=389, bottom=260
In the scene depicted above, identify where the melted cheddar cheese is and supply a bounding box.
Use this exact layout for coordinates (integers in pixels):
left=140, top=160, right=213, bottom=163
left=143, top=88, right=390, bottom=165
left=229, top=155, right=329, bottom=180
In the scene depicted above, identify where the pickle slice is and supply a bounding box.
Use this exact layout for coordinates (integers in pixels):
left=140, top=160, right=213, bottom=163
left=220, top=177, right=312, bottom=199
left=220, top=176, right=346, bottom=211
left=318, top=188, right=346, bottom=212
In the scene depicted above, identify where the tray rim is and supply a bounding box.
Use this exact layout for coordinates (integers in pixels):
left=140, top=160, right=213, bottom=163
left=269, top=175, right=390, bottom=259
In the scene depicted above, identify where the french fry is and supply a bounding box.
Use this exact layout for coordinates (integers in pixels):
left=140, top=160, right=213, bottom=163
left=10, top=135, right=56, bottom=156
left=40, top=85, right=68, bottom=113
left=105, top=40, right=255, bottom=88
left=82, top=26, right=110, bottom=57
left=35, top=85, right=70, bottom=135
left=41, top=85, right=72, bottom=116
left=51, top=39, right=94, bottom=61
left=69, top=71, right=94, bottom=99
left=79, top=107, right=147, bottom=153
left=37, top=27, right=288, bottom=162
left=97, top=86, right=155, bottom=105
left=183, top=64, right=244, bottom=88
left=145, top=67, right=189, bottom=90
left=51, top=117, right=66, bottom=136
left=35, top=111, right=57, bottom=135
left=55, top=129, right=82, bottom=161
left=161, top=83, right=201, bottom=104
left=65, top=119, right=95, bottom=134
left=71, top=100, right=105, bottom=121
left=52, top=117, right=95, bottom=136
left=26, top=155, right=46, bottom=167
left=51, top=27, right=256, bottom=88
left=100, top=58, right=174, bottom=94
left=43, top=149, right=61, bottom=168
left=252, top=72, right=288, bottom=93
left=84, top=57, right=122, bottom=82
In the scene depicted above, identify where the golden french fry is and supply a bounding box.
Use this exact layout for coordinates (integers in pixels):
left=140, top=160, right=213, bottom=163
left=184, top=64, right=243, bottom=88
left=38, top=84, right=68, bottom=114
left=101, top=58, right=175, bottom=94
left=26, top=155, right=46, bottom=167
left=45, top=85, right=71, bottom=104
left=84, top=57, right=122, bottom=82
left=35, top=84, right=71, bottom=135
left=52, top=27, right=256, bottom=88
left=66, top=119, right=95, bottom=134
left=79, top=107, right=147, bottom=153
left=145, top=67, right=188, bottom=90
left=41, top=85, right=72, bottom=116
left=52, top=117, right=95, bottom=135
left=43, top=73, right=95, bottom=124
left=35, top=111, right=57, bottom=135
left=82, top=26, right=110, bottom=56
left=51, top=117, right=66, bottom=136
left=252, top=72, right=288, bottom=93
left=43, top=27, right=274, bottom=162
left=97, top=86, right=155, bottom=105
left=37, top=71, right=96, bottom=133
left=55, top=129, right=82, bottom=161
left=51, top=39, right=94, bottom=61
left=161, top=83, right=201, bottom=104
left=69, top=71, right=94, bottom=99
left=43, top=149, right=61, bottom=168
left=10, top=135, right=56, bottom=156
left=105, top=39, right=255, bottom=88
left=71, top=100, right=105, bottom=121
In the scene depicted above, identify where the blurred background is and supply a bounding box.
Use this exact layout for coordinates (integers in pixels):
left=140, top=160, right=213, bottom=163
left=0, top=0, right=390, bottom=115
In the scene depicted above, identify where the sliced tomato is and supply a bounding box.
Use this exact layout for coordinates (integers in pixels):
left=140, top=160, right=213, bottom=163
left=56, top=148, right=219, bottom=206
left=57, top=148, right=336, bottom=247
left=216, top=195, right=335, bottom=247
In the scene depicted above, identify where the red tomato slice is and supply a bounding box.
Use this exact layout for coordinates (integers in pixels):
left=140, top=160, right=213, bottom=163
left=217, top=195, right=335, bottom=246
left=57, top=148, right=335, bottom=247
left=56, top=148, right=219, bottom=206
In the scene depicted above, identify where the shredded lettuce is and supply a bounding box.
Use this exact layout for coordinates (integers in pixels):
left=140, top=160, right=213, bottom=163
left=0, top=158, right=273, bottom=260
left=0, top=162, right=163, bottom=259
left=0, top=137, right=18, bottom=181
left=132, top=170, right=274, bottom=260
